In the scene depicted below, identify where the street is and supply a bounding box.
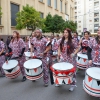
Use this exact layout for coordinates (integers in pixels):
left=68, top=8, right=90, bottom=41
left=0, top=70, right=99, bottom=100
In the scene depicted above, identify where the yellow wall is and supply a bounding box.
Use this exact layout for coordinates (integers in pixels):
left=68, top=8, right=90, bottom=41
left=0, top=0, right=75, bottom=35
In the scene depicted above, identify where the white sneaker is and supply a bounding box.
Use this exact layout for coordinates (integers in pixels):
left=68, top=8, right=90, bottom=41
left=69, top=85, right=77, bottom=92
left=55, top=84, right=60, bottom=87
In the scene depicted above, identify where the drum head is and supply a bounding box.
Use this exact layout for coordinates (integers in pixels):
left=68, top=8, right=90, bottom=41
left=52, top=62, right=73, bottom=71
left=2, top=60, right=18, bottom=70
left=77, top=53, right=88, bottom=59
left=24, top=52, right=34, bottom=57
left=86, top=67, right=100, bottom=80
left=24, top=59, right=42, bottom=69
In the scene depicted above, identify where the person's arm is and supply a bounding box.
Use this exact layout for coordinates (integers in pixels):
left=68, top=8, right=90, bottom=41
left=57, top=46, right=61, bottom=60
left=43, top=45, right=51, bottom=54
left=87, top=46, right=92, bottom=60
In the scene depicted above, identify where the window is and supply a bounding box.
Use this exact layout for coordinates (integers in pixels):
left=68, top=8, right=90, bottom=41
left=94, top=2, right=99, bottom=6
left=78, top=30, right=81, bottom=33
left=40, top=12, right=44, bottom=18
left=79, top=26, right=81, bottom=28
left=65, top=3, right=67, bottom=14
left=89, top=20, right=92, bottom=22
left=11, top=3, right=19, bottom=26
left=94, top=18, right=99, bottom=22
left=39, top=0, right=43, bottom=2
left=78, top=21, right=81, bottom=23
left=60, top=0, right=62, bottom=12
left=47, top=0, right=51, bottom=6
left=89, top=30, right=92, bottom=32
left=94, top=24, right=99, bottom=27
left=94, top=12, right=99, bottom=17
left=54, top=0, right=57, bottom=9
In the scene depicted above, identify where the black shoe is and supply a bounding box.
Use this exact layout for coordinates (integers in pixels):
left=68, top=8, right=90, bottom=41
left=22, top=76, right=26, bottom=82
left=32, top=80, right=36, bottom=82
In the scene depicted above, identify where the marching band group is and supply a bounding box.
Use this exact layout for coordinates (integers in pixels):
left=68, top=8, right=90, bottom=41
left=0, top=27, right=100, bottom=97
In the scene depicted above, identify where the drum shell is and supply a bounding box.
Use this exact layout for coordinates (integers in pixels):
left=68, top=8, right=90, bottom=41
left=3, top=66, right=21, bottom=79
left=77, top=54, right=88, bottom=69
left=51, top=62, right=75, bottom=85
left=83, top=71, right=100, bottom=97
left=24, top=65, right=43, bottom=76
left=24, top=59, right=43, bottom=80
left=53, top=73, right=74, bottom=85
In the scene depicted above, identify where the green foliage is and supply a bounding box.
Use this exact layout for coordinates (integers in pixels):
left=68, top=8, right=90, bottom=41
left=63, top=21, right=77, bottom=32
left=16, top=4, right=43, bottom=31
left=43, top=13, right=77, bottom=33
left=0, top=7, right=3, bottom=17
left=43, top=13, right=65, bottom=33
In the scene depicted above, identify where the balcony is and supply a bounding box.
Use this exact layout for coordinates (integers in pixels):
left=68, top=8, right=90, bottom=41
left=94, top=13, right=99, bottom=18
left=94, top=2, right=99, bottom=7
left=94, top=0, right=99, bottom=3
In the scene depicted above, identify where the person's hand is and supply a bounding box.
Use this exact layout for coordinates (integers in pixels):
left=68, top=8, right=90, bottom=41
left=70, top=53, right=75, bottom=58
left=31, top=53, right=33, bottom=58
left=39, top=53, right=44, bottom=56
left=6, top=60, right=8, bottom=64
left=88, top=60, right=92, bottom=66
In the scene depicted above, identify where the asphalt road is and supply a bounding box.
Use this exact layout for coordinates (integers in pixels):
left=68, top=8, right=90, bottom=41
left=0, top=70, right=99, bottom=100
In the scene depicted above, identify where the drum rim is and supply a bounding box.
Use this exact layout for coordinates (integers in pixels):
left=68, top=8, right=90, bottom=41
left=24, top=59, right=42, bottom=69
left=24, top=65, right=42, bottom=70
left=52, top=62, right=74, bottom=71
left=93, top=62, right=100, bottom=65
left=24, top=52, right=34, bottom=57
left=3, top=65, right=18, bottom=70
left=2, top=60, right=18, bottom=70
left=77, top=53, right=88, bottom=59
left=86, top=67, right=100, bottom=80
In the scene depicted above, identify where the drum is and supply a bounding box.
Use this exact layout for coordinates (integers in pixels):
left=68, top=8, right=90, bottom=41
left=24, top=52, right=34, bottom=60
left=83, top=67, right=100, bottom=97
left=2, top=60, right=21, bottom=79
left=24, top=59, right=43, bottom=80
left=76, top=53, right=88, bottom=69
left=51, top=62, right=75, bottom=85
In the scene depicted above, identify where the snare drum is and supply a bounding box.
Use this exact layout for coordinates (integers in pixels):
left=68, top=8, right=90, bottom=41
left=51, top=62, right=75, bottom=85
left=24, top=59, right=43, bottom=80
left=76, top=53, right=88, bottom=69
left=83, top=67, right=100, bottom=97
left=2, top=60, right=21, bottom=79
left=24, top=52, right=34, bottom=60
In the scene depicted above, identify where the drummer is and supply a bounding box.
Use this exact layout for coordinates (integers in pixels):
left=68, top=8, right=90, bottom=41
left=57, top=28, right=78, bottom=91
left=79, top=31, right=92, bottom=54
left=7, top=31, right=26, bottom=82
left=72, top=32, right=79, bottom=48
left=88, top=27, right=100, bottom=67
left=0, top=37, right=5, bottom=77
left=31, top=29, right=51, bottom=87
left=24, top=36, right=30, bottom=52
left=76, top=31, right=93, bottom=67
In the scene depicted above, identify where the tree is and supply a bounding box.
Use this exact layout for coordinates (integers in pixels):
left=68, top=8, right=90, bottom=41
left=16, top=4, right=43, bottom=31
left=0, top=7, right=2, bottom=17
left=43, top=14, right=65, bottom=34
left=63, top=20, right=77, bottom=32
left=42, top=13, right=53, bottom=32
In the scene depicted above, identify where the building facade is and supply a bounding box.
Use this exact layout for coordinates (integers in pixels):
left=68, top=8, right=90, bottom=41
left=75, top=0, right=100, bottom=35
left=0, top=0, right=75, bottom=36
